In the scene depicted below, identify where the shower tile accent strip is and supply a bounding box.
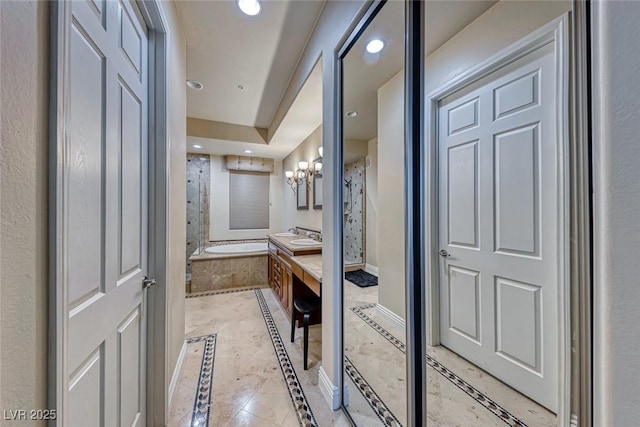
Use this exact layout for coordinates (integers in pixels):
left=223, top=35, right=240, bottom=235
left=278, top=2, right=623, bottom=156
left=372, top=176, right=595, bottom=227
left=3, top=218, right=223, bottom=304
left=350, top=304, right=528, bottom=427
left=255, top=289, right=319, bottom=427
left=344, top=355, right=402, bottom=427
left=186, top=333, right=217, bottom=427
left=185, top=285, right=268, bottom=299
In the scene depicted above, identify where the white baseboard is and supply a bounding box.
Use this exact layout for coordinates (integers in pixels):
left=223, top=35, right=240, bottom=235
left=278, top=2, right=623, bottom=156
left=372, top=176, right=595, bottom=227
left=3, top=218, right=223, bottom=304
left=364, top=263, right=378, bottom=276
left=318, top=366, right=341, bottom=410
left=168, top=340, right=187, bottom=406
left=376, top=303, right=406, bottom=330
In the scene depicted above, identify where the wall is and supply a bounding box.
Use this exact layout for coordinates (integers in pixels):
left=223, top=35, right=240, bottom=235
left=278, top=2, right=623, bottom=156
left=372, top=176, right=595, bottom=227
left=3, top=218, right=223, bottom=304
left=365, top=138, right=378, bottom=270
left=0, top=1, right=49, bottom=422
left=424, top=0, right=571, bottom=94
left=592, top=2, right=640, bottom=425
left=377, top=72, right=406, bottom=319
left=161, top=0, right=188, bottom=423
left=210, top=155, right=283, bottom=240
left=282, top=126, right=323, bottom=231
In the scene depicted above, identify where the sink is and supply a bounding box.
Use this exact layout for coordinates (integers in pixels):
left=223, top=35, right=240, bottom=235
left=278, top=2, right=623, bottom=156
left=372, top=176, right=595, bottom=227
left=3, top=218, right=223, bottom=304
left=274, top=232, right=298, bottom=237
left=290, top=239, right=320, bottom=246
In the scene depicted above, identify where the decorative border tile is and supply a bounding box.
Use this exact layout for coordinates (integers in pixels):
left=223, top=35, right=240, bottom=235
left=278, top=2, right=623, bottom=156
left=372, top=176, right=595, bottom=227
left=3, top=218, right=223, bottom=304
left=255, top=290, right=318, bottom=427
left=186, top=333, right=217, bottom=427
left=350, top=304, right=528, bottom=427
left=344, top=355, right=402, bottom=427
left=186, top=285, right=267, bottom=299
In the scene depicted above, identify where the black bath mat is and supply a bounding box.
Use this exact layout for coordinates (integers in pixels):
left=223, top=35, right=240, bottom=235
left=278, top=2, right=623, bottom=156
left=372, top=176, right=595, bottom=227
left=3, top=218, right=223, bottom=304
left=345, top=269, right=378, bottom=288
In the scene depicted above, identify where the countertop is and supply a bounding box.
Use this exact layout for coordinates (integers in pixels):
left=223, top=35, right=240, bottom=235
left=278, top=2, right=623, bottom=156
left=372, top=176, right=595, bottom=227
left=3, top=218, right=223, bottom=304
left=267, top=234, right=323, bottom=254
left=290, top=254, right=323, bottom=282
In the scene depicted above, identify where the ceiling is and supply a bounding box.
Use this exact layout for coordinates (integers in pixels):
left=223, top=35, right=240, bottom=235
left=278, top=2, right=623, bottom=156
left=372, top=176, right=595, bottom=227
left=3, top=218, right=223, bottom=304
left=179, top=0, right=497, bottom=158
left=344, top=0, right=497, bottom=142
left=176, top=0, right=325, bottom=128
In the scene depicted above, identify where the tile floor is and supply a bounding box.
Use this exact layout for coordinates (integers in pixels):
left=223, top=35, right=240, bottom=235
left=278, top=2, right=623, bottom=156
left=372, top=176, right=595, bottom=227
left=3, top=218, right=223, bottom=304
left=168, top=282, right=557, bottom=427
left=343, top=280, right=557, bottom=427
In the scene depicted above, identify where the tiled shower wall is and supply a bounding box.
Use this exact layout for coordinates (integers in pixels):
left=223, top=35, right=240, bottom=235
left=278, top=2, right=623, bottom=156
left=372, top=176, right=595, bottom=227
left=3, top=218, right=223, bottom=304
left=344, top=158, right=365, bottom=264
left=186, top=153, right=211, bottom=278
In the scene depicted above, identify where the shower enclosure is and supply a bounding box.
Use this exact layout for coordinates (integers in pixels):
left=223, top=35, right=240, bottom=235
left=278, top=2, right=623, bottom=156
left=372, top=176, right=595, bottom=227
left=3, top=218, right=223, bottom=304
left=186, top=153, right=211, bottom=280
left=344, top=157, right=365, bottom=266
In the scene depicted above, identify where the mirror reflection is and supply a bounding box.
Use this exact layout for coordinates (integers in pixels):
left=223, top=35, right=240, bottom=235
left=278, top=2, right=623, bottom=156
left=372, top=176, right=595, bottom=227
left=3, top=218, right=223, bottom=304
left=423, top=1, right=568, bottom=426
left=342, top=1, right=406, bottom=425
left=313, top=157, right=323, bottom=209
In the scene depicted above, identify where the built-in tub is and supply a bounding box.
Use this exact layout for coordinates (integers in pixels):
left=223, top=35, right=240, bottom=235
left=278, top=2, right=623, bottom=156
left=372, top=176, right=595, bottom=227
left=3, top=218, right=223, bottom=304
left=204, top=242, right=267, bottom=255
left=189, top=241, right=268, bottom=293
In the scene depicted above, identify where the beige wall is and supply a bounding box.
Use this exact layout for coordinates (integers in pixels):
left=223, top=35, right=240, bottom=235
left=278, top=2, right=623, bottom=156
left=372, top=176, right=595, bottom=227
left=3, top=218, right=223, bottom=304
left=282, top=126, right=324, bottom=231
left=424, top=0, right=571, bottom=94
left=210, top=155, right=284, bottom=240
left=365, top=138, right=379, bottom=270
left=162, top=0, right=188, bottom=416
left=0, top=1, right=49, bottom=421
left=377, top=72, right=406, bottom=319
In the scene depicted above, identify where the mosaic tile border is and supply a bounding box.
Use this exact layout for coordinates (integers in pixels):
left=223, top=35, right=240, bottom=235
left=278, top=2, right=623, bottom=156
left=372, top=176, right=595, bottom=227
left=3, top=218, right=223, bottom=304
left=185, top=333, right=217, bottom=427
left=344, top=355, right=402, bottom=427
left=255, top=289, right=319, bottom=427
left=350, top=304, right=528, bottom=427
left=185, top=285, right=268, bottom=299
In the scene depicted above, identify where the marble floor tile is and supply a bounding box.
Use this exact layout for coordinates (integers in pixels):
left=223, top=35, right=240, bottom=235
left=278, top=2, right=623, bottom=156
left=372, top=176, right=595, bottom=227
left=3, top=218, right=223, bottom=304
left=227, top=409, right=281, bottom=427
left=343, top=279, right=557, bottom=427
left=170, top=281, right=556, bottom=427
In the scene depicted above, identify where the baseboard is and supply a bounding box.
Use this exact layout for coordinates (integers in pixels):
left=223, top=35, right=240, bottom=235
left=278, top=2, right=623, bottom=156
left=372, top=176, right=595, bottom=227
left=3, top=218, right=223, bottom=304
left=168, top=340, right=187, bottom=406
left=318, top=366, right=341, bottom=410
left=364, top=264, right=378, bottom=276
left=376, top=303, right=406, bottom=330
left=344, top=263, right=365, bottom=272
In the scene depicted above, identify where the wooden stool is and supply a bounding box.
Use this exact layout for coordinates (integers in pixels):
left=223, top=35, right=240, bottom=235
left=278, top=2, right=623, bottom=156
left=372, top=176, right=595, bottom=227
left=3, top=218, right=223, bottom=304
left=291, top=296, right=321, bottom=370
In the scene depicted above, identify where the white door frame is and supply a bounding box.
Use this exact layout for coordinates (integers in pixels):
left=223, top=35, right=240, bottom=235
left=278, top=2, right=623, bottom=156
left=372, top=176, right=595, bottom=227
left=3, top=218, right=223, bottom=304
left=424, top=15, right=572, bottom=426
left=48, top=0, right=170, bottom=423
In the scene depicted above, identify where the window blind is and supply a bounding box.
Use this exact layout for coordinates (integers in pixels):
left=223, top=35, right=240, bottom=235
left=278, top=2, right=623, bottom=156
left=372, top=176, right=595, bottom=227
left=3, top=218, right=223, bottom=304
left=229, top=171, right=270, bottom=230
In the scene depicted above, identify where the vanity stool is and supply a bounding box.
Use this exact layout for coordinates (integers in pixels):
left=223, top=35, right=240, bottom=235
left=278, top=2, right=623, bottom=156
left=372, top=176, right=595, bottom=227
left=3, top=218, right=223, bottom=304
left=291, top=296, right=321, bottom=370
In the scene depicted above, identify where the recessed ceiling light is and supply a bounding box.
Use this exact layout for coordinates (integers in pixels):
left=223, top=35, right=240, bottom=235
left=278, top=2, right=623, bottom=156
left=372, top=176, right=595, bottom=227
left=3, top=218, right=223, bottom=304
left=192, top=144, right=202, bottom=149
left=244, top=150, right=252, bottom=154
left=366, top=39, right=385, bottom=54
left=346, top=111, right=358, bottom=118
left=186, top=80, right=203, bottom=90
left=238, top=0, right=261, bottom=16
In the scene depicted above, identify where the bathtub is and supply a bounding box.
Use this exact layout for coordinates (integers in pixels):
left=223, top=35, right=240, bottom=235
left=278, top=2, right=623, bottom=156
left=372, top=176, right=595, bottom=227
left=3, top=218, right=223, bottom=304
left=190, top=241, right=268, bottom=293
left=204, top=242, right=267, bottom=255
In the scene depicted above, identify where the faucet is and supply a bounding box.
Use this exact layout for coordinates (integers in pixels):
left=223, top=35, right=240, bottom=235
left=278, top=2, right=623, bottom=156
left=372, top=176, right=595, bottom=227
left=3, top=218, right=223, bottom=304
left=308, top=232, right=322, bottom=242
left=288, top=227, right=297, bottom=234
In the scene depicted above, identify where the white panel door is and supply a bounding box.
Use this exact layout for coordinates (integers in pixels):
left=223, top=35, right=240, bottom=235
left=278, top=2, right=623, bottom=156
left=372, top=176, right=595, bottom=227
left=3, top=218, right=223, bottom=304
left=438, top=42, right=559, bottom=411
left=64, top=0, right=148, bottom=425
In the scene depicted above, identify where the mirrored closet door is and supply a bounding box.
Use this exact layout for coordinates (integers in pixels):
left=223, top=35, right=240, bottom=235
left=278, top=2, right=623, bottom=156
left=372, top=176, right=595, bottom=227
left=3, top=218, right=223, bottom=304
left=341, top=1, right=407, bottom=425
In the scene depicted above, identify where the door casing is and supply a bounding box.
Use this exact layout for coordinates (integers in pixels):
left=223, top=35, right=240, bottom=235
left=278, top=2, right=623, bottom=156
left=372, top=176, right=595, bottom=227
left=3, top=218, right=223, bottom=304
left=425, top=14, right=573, bottom=426
left=49, top=0, right=170, bottom=424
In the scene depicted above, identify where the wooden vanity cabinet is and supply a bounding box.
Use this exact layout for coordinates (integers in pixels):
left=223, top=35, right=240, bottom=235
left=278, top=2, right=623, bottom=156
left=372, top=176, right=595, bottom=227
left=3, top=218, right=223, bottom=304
left=268, top=251, right=293, bottom=317
left=268, top=236, right=321, bottom=319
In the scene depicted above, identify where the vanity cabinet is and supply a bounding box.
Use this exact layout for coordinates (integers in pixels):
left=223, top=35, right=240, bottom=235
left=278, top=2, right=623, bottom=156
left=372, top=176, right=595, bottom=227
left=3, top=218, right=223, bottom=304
left=268, top=250, right=293, bottom=315
left=268, top=235, right=321, bottom=318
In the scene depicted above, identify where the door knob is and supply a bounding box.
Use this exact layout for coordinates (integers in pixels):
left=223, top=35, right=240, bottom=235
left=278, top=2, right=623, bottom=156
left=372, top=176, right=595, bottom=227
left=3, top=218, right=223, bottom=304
left=439, top=249, right=450, bottom=257
left=143, top=277, right=156, bottom=289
